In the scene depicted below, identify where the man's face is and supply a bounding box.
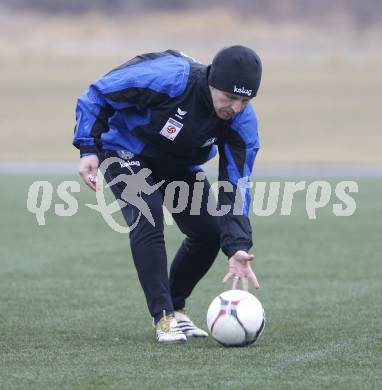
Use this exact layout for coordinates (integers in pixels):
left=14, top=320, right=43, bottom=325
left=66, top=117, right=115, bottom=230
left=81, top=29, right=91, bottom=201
left=209, top=86, right=252, bottom=120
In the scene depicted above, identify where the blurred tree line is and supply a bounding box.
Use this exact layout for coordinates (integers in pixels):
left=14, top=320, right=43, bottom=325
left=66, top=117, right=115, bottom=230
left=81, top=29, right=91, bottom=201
left=3, top=0, right=382, bottom=28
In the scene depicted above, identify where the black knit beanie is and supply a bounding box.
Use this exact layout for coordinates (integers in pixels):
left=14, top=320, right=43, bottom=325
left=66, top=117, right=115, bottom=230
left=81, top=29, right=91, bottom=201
left=208, top=45, right=262, bottom=98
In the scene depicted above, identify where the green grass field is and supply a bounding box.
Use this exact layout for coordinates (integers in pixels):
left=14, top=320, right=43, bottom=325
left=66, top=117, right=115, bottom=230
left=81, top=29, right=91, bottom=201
left=1, top=174, right=381, bottom=389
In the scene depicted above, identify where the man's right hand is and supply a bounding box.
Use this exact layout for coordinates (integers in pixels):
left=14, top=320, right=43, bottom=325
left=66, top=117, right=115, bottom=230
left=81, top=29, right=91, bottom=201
left=222, top=250, right=260, bottom=291
left=78, top=155, right=99, bottom=191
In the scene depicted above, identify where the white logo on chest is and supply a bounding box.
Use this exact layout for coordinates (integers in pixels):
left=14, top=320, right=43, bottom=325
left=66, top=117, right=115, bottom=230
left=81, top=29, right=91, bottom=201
left=201, top=137, right=217, bottom=147
left=175, top=107, right=187, bottom=120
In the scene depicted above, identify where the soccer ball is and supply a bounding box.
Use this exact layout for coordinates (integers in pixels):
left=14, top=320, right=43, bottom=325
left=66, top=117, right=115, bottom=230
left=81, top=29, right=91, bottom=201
left=206, top=289, right=265, bottom=347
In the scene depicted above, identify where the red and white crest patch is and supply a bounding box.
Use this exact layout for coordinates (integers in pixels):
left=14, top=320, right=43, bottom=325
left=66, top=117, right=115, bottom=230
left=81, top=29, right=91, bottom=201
left=160, top=118, right=183, bottom=141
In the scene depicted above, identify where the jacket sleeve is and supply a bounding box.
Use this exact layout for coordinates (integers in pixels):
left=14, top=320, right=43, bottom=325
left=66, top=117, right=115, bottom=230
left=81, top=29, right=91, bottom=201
left=73, top=83, right=117, bottom=156
left=73, top=53, right=190, bottom=156
left=218, top=104, right=260, bottom=258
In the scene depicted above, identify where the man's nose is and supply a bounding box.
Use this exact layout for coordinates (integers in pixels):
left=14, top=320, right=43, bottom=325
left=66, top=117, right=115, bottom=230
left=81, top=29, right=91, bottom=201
left=232, top=100, right=244, bottom=113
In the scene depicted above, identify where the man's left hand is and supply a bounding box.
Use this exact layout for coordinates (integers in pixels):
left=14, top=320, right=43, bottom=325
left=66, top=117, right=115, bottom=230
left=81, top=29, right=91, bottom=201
left=222, top=250, right=260, bottom=291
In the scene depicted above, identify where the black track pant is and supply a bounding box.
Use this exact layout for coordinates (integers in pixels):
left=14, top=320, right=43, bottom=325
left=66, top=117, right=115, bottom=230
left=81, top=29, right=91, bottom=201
left=99, top=151, right=221, bottom=320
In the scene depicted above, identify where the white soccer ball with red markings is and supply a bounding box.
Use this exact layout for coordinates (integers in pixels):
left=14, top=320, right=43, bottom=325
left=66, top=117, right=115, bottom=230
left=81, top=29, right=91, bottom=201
left=206, top=289, right=265, bottom=347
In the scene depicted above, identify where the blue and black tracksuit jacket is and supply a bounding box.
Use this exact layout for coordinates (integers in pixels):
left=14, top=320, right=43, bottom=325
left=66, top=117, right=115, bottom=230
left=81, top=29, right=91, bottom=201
left=73, top=50, right=260, bottom=258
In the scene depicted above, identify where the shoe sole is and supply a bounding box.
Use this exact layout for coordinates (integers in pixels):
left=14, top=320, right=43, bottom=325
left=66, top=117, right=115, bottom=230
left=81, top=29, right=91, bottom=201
left=157, top=338, right=187, bottom=344
left=184, top=334, right=208, bottom=338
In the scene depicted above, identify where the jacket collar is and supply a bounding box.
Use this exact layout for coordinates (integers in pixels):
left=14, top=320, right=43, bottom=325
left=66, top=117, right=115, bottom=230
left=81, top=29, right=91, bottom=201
left=197, top=65, right=214, bottom=112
